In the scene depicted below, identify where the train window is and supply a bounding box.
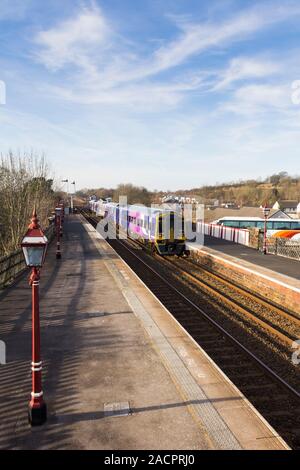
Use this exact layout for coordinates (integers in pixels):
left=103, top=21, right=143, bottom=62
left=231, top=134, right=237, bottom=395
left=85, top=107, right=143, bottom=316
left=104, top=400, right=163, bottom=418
left=151, top=218, right=156, bottom=236
left=266, top=222, right=274, bottom=229
left=239, top=221, right=256, bottom=228
left=291, top=222, right=300, bottom=229
left=158, top=216, right=162, bottom=236
left=170, top=213, right=174, bottom=230
left=222, top=221, right=240, bottom=227
left=273, top=222, right=292, bottom=230
left=256, top=222, right=264, bottom=229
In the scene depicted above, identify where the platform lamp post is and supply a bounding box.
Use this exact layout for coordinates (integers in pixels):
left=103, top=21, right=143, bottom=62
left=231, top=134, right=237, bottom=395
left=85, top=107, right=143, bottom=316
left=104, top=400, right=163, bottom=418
left=21, top=208, right=48, bottom=426
left=71, top=181, right=76, bottom=213
left=55, top=207, right=62, bottom=259
left=61, top=179, right=69, bottom=210
left=60, top=201, right=65, bottom=222
left=262, top=205, right=271, bottom=255
left=59, top=202, right=64, bottom=237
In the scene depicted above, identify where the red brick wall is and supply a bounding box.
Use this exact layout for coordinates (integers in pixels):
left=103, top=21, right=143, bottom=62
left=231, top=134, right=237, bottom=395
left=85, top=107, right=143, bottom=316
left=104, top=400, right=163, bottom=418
left=190, top=249, right=300, bottom=317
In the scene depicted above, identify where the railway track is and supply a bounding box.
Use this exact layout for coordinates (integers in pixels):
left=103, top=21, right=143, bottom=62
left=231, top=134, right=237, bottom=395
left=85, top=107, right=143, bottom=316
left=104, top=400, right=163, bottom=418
left=158, top=256, right=300, bottom=348
left=82, top=211, right=300, bottom=449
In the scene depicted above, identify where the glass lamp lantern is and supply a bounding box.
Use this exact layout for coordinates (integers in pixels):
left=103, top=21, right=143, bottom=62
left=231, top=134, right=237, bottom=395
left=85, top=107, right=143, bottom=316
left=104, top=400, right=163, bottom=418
left=21, top=211, right=48, bottom=267
left=55, top=207, right=62, bottom=217
left=262, top=206, right=271, bottom=218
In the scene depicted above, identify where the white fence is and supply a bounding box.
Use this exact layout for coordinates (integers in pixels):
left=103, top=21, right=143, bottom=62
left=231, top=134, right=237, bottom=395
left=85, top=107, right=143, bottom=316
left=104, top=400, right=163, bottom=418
left=197, top=222, right=250, bottom=247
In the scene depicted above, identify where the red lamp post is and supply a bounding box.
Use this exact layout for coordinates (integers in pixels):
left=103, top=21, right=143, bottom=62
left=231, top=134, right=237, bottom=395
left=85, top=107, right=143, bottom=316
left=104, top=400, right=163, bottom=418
left=59, top=202, right=64, bottom=223
left=59, top=202, right=64, bottom=238
left=262, top=205, right=271, bottom=255
left=21, top=208, right=48, bottom=426
left=55, top=207, right=62, bottom=259
left=71, top=181, right=76, bottom=213
left=61, top=179, right=69, bottom=210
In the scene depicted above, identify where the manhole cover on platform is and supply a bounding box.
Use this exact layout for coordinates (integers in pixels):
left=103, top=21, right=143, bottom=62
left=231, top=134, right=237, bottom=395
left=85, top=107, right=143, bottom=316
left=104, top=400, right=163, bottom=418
left=104, top=402, right=131, bottom=417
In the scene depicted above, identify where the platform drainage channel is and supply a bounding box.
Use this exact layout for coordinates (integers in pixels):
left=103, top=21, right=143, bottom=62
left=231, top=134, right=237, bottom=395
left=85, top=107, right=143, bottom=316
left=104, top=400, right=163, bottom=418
left=104, top=402, right=131, bottom=418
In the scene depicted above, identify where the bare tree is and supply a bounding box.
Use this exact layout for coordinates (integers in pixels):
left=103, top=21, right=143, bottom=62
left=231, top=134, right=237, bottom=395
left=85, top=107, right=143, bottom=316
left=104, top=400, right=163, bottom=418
left=0, top=151, right=55, bottom=257
left=113, top=183, right=151, bottom=205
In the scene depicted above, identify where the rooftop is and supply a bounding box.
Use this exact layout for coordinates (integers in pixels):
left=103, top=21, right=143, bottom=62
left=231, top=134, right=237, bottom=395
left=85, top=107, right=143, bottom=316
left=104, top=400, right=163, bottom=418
left=274, top=200, right=299, bottom=209
left=204, top=207, right=288, bottom=223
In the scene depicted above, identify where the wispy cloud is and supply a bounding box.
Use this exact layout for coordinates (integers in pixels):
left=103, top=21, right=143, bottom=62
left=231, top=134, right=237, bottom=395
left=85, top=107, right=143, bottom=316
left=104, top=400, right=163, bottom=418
left=46, top=75, right=205, bottom=109
left=124, top=2, right=300, bottom=81
left=32, top=1, right=300, bottom=109
left=221, top=83, right=291, bottom=116
left=34, top=3, right=110, bottom=74
left=213, top=57, right=279, bottom=90
left=4, top=0, right=300, bottom=188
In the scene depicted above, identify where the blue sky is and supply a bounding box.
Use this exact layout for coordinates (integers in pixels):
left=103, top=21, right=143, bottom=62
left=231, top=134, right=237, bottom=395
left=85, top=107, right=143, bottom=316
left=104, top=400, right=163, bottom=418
left=1, top=0, right=300, bottom=190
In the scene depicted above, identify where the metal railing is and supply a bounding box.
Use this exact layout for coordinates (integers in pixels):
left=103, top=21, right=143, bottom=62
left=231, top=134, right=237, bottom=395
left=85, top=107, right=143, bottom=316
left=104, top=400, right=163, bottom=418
left=0, top=224, right=55, bottom=289
left=267, top=237, right=300, bottom=261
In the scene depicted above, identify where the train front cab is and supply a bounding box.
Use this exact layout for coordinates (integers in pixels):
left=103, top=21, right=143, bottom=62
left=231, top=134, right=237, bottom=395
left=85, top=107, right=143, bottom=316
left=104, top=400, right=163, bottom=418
left=155, top=212, right=186, bottom=256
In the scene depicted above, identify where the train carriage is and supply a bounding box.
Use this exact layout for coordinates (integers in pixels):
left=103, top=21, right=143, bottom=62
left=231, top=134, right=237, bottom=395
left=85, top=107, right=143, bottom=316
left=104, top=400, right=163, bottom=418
left=90, top=200, right=187, bottom=256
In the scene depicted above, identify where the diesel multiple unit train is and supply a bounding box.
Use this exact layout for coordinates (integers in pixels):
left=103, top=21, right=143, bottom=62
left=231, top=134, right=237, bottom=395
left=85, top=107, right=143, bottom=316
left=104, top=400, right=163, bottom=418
left=89, top=199, right=188, bottom=256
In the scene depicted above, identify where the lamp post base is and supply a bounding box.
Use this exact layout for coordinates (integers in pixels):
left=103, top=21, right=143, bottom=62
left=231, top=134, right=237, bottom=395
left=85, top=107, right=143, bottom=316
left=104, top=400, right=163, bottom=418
left=28, top=402, right=47, bottom=426
left=56, top=252, right=61, bottom=259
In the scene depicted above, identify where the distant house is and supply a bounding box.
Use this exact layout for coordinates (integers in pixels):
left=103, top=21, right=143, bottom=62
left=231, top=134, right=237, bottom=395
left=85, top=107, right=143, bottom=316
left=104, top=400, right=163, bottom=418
left=272, top=200, right=300, bottom=216
left=162, top=195, right=201, bottom=204
left=220, top=202, right=239, bottom=209
left=269, top=209, right=292, bottom=219
left=205, top=199, right=219, bottom=209
left=204, top=206, right=289, bottom=223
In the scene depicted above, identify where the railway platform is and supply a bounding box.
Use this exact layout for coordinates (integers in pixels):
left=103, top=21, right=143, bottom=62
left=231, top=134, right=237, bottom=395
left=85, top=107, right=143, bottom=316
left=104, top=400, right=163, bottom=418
left=188, top=237, right=300, bottom=316
left=204, top=236, right=300, bottom=280
left=0, top=215, right=289, bottom=450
